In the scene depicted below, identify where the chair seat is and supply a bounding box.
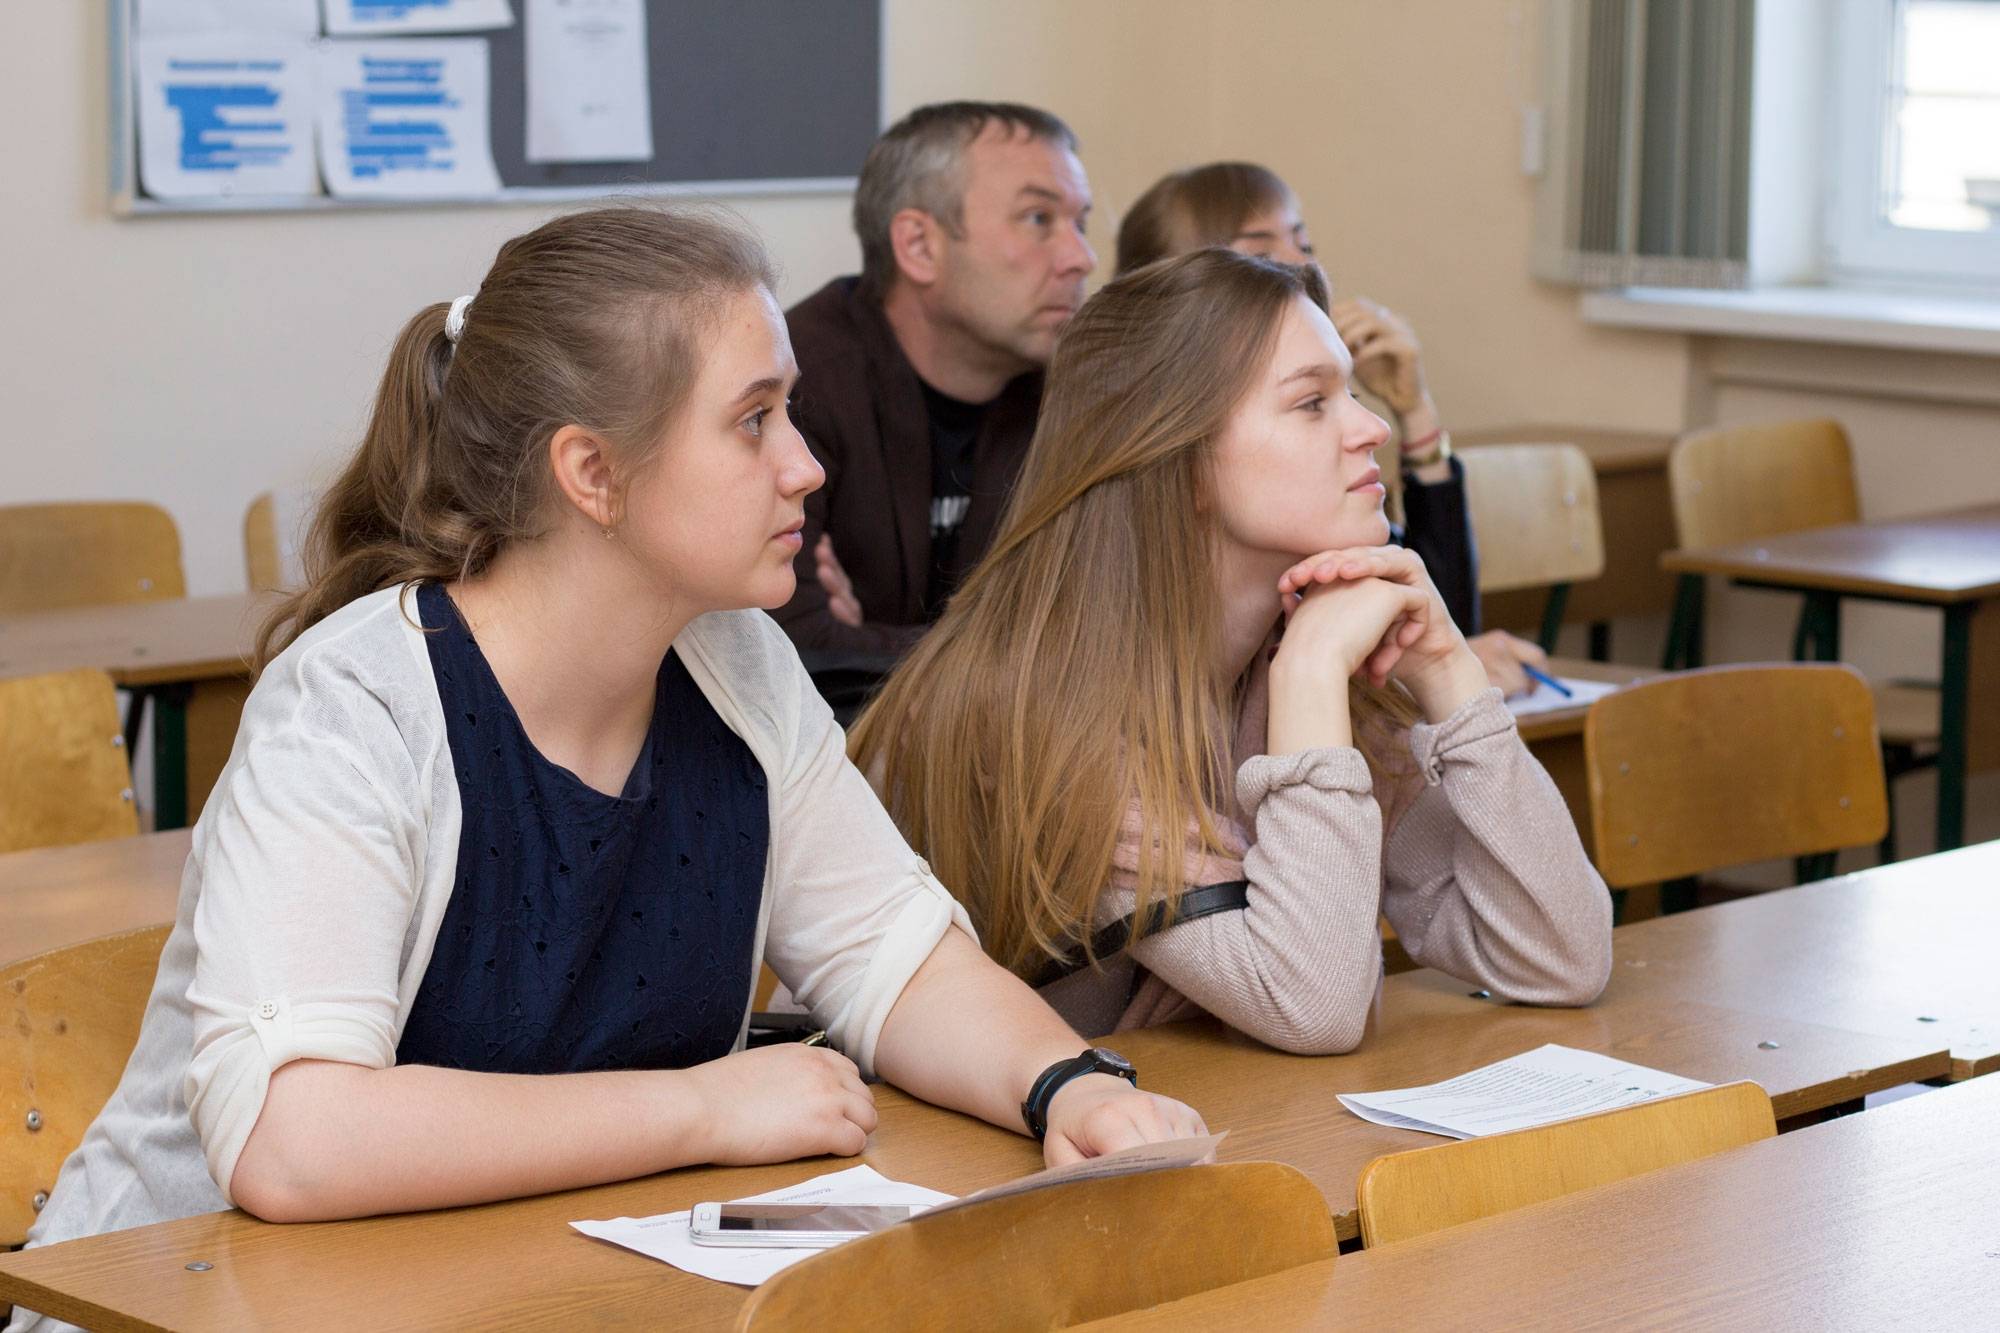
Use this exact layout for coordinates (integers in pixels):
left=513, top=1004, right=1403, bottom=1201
left=1874, top=683, right=1939, bottom=749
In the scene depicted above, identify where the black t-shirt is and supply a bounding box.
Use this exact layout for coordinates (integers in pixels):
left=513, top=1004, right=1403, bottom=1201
left=920, top=378, right=987, bottom=617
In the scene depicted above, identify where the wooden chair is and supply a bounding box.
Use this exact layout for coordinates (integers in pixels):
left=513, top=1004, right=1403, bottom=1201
left=1662, top=419, right=1936, bottom=861
left=1, top=925, right=171, bottom=1247
left=0, top=502, right=184, bottom=613
left=735, top=1162, right=1336, bottom=1331
left=1458, top=443, right=1605, bottom=651
left=1355, top=1081, right=1774, bottom=1247
left=0, top=670, right=140, bottom=854
left=1586, top=664, right=1889, bottom=908
left=244, top=488, right=315, bottom=592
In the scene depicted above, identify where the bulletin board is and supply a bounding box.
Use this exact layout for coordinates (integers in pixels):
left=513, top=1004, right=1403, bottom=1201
left=109, top=0, right=884, bottom=215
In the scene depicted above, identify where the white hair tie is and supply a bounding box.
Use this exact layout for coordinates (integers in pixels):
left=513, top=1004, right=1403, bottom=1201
left=444, top=294, right=474, bottom=345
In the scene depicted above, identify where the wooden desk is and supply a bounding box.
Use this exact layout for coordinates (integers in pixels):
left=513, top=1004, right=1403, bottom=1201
left=0, top=974, right=1947, bottom=1331
left=1595, top=841, right=2000, bottom=1080
left=1460, top=425, right=1677, bottom=659
left=0, top=593, right=272, bottom=829
left=1662, top=503, right=2000, bottom=850
left=1088, top=1073, right=2000, bottom=1330
left=1, top=829, right=190, bottom=966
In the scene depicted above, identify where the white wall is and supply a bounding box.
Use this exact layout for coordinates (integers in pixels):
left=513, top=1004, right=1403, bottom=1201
left=6, top=1, right=1695, bottom=597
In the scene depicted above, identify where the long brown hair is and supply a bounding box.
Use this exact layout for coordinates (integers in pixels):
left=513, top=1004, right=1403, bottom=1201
left=849, top=248, right=1412, bottom=979
left=255, top=206, right=774, bottom=669
left=1116, top=162, right=1294, bottom=274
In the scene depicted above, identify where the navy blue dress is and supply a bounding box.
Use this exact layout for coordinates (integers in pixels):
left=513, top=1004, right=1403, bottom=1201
left=396, top=583, right=768, bottom=1075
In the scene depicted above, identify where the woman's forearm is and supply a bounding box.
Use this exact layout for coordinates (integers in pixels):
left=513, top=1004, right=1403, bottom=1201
left=231, top=1058, right=706, bottom=1222
left=872, top=928, right=1087, bottom=1135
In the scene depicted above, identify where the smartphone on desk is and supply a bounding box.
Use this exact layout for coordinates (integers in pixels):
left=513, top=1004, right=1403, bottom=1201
left=688, top=1201, right=916, bottom=1248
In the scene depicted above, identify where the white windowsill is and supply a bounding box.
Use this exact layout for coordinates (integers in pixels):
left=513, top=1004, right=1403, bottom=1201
left=1580, top=285, right=2000, bottom=357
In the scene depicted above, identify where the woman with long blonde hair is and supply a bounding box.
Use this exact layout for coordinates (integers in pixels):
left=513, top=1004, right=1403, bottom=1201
left=1118, top=161, right=1552, bottom=697
left=849, top=249, right=1610, bottom=1052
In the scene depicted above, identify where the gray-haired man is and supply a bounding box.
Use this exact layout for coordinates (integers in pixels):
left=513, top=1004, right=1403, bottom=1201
left=777, top=101, right=1094, bottom=656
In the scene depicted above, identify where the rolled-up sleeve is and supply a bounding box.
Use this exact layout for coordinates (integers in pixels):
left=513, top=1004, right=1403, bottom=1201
left=182, top=670, right=423, bottom=1201
left=758, top=641, right=972, bottom=1075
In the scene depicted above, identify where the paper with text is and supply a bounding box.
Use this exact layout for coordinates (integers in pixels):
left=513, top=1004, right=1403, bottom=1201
left=317, top=38, right=501, bottom=197
left=571, top=1165, right=953, bottom=1288
left=138, top=0, right=319, bottom=34
left=322, top=0, right=514, bottom=37
left=137, top=33, right=319, bottom=199
left=1506, top=675, right=1623, bottom=718
left=524, top=0, right=652, bottom=163
left=1336, top=1044, right=1710, bottom=1139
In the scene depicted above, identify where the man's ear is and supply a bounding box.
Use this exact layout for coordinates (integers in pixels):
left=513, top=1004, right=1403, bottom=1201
left=889, top=207, right=946, bottom=288
left=547, top=424, right=619, bottom=530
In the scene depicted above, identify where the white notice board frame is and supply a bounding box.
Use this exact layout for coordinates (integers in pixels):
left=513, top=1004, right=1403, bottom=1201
left=108, top=0, right=882, bottom=218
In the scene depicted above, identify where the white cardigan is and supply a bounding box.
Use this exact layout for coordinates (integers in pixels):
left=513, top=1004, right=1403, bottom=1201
left=22, top=586, right=970, bottom=1260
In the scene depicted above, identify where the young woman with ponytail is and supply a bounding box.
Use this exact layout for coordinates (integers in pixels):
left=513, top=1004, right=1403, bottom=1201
left=848, top=249, right=1612, bottom=1056
left=13, top=209, right=1201, bottom=1282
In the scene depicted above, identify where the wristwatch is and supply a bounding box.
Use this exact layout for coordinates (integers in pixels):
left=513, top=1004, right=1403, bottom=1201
left=1401, top=427, right=1453, bottom=471
left=1021, top=1047, right=1138, bottom=1140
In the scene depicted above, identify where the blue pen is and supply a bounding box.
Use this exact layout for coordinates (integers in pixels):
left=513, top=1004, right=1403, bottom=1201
left=1522, top=664, right=1573, bottom=698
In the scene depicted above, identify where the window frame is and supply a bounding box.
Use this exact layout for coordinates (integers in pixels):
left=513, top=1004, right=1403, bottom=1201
left=1825, top=0, right=2000, bottom=289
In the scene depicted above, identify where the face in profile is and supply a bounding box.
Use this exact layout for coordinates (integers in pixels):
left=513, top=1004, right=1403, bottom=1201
left=931, top=124, right=1096, bottom=371
left=1207, top=293, right=1392, bottom=561
left=617, top=286, right=824, bottom=614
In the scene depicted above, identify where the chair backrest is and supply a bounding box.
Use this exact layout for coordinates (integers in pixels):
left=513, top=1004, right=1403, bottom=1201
left=1356, top=1081, right=1774, bottom=1247
left=243, top=488, right=316, bottom=592
left=1585, top=664, right=1888, bottom=888
left=1458, top=443, right=1606, bottom=593
left=734, top=1161, right=1336, bottom=1331
left=1668, top=417, right=1859, bottom=550
left=244, top=492, right=281, bottom=593
left=1, top=925, right=171, bottom=1247
left=0, top=670, right=140, bottom=854
left=0, top=503, right=184, bottom=614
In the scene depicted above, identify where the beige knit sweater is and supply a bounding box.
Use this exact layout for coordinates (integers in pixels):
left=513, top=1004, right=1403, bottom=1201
left=1038, top=669, right=1614, bottom=1053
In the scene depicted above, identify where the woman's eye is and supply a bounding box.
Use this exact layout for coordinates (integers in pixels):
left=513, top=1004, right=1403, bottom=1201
left=743, top=407, right=768, bottom=437
left=1300, top=396, right=1326, bottom=414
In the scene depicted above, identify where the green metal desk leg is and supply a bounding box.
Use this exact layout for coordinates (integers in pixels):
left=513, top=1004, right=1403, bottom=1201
left=152, top=683, right=191, bottom=831
left=1588, top=621, right=1611, bottom=662
left=1794, top=591, right=1841, bottom=663
left=1937, top=603, right=1973, bottom=852
left=1538, top=583, right=1571, bottom=654
left=1663, top=574, right=1706, bottom=670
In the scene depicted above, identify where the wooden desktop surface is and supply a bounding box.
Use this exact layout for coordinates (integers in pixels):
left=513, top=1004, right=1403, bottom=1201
left=1660, top=503, right=2000, bottom=603
left=0, top=973, right=1948, bottom=1331
left=0, top=592, right=272, bottom=686
left=1, top=829, right=191, bottom=966
left=1088, top=1073, right=2000, bottom=1330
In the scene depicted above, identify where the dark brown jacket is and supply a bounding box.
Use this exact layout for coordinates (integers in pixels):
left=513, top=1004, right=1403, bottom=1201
left=777, top=277, right=1043, bottom=656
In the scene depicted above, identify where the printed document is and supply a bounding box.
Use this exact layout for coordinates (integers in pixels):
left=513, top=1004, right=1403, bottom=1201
left=136, top=33, right=319, bottom=199
left=1506, top=675, right=1623, bottom=718
left=525, top=0, right=653, bottom=163
left=1337, top=1044, right=1711, bottom=1139
left=321, top=0, right=514, bottom=37
left=572, top=1134, right=1228, bottom=1287
left=317, top=38, right=501, bottom=197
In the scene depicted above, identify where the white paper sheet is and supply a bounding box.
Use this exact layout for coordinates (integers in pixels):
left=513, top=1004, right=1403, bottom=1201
left=321, top=0, right=514, bottom=37
left=524, top=0, right=652, bottom=163
left=1505, top=675, right=1623, bottom=718
left=317, top=38, right=501, bottom=197
left=1336, top=1044, right=1711, bottom=1139
left=571, top=1165, right=955, bottom=1288
left=571, top=1134, right=1229, bottom=1288
left=136, top=33, right=320, bottom=199
left=137, top=0, right=320, bottom=34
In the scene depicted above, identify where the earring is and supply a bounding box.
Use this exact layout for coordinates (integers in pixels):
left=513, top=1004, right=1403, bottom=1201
left=601, top=525, right=615, bottom=540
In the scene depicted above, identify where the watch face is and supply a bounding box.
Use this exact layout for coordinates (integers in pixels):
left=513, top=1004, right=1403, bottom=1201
left=1088, top=1047, right=1135, bottom=1075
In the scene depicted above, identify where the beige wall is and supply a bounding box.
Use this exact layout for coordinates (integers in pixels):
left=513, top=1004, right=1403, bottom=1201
left=5, top=0, right=1693, bottom=597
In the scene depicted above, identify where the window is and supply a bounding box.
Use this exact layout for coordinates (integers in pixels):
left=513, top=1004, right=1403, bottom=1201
left=1828, top=0, right=2000, bottom=287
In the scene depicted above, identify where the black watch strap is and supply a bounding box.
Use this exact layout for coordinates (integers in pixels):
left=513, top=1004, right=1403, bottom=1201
left=1021, top=1047, right=1138, bottom=1140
